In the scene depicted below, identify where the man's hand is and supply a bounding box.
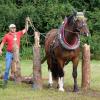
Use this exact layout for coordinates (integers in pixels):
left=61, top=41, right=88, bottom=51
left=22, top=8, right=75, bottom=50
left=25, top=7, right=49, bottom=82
left=22, top=17, right=30, bottom=34
left=0, top=42, right=4, bottom=56
left=26, top=17, right=30, bottom=23
left=0, top=49, right=2, bottom=56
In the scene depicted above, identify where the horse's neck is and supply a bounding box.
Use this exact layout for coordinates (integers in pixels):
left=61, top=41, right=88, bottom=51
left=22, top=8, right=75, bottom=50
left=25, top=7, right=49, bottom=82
left=65, top=30, right=76, bottom=40
left=64, top=22, right=77, bottom=45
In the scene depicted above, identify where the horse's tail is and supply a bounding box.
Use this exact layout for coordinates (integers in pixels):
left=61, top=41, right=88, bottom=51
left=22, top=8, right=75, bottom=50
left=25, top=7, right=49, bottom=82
left=41, top=55, right=47, bottom=64
left=50, top=49, right=64, bottom=80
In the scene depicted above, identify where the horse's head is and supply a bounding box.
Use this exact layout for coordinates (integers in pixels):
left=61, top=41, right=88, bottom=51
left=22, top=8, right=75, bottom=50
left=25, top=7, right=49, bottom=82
left=73, top=11, right=89, bottom=36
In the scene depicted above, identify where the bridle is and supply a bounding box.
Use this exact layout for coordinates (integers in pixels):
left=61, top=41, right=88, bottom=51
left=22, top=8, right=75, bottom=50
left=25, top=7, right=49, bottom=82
left=72, top=14, right=88, bottom=34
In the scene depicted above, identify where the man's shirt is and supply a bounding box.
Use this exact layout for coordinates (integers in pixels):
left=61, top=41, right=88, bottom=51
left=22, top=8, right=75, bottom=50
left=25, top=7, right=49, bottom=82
left=2, top=31, right=23, bottom=52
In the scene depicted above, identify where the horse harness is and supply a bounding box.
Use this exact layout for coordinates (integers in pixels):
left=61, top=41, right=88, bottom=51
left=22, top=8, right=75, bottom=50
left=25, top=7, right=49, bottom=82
left=48, top=14, right=86, bottom=54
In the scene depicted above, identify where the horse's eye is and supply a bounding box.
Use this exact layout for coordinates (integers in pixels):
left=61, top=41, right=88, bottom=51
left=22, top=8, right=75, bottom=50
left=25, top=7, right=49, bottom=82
left=77, top=19, right=80, bottom=22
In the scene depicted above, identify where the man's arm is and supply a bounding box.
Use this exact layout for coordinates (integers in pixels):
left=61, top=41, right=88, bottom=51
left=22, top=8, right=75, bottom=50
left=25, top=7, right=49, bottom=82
left=0, top=42, right=4, bottom=55
left=0, top=35, right=7, bottom=55
left=22, top=17, right=30, bottom=34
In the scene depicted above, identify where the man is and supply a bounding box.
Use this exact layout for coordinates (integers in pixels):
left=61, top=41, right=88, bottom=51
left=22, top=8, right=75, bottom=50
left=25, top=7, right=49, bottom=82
left=0, top=17, right=30, bottom=88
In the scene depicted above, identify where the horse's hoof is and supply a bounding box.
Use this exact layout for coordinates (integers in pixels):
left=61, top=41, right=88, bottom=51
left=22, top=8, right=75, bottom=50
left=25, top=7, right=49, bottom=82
left=48, top=84, right=53, bottom=88
left=59, top=88, right=65, bottom=92
left=57, top=85, right=59, bottom=88
left=73, top=88, right=79, bottom=92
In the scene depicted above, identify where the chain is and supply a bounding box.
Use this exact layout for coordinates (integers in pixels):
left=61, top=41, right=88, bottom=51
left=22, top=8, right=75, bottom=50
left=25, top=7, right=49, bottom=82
left=28, top=18, right=46, bottom=38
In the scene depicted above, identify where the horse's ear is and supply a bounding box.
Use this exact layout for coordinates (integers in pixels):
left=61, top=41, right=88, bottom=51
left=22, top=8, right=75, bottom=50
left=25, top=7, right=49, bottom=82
left=65, top=16, right=67, bottom=20
left=72, top=8, right=77, bottom=15
left=63, top=16, right=67, bottom=24
left=62, top=16, right=67, bottom=24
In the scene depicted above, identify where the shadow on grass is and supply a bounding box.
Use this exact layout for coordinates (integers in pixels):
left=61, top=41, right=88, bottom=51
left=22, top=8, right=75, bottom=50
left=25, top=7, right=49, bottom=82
left=43, top=82, right=100, bottom=98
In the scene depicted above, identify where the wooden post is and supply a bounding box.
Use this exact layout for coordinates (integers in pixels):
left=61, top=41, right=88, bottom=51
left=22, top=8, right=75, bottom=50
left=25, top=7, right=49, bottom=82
left=82, top=44, right=91, bottom=90
left=12, top=34, right=21, bottom=83
left=10, top=60, right=15, bottom=79
left=32, top=31, right=42, bottom=89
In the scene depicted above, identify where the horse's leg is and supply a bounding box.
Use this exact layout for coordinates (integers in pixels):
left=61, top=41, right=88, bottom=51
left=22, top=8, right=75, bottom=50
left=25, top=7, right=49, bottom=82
left=48, top=70, right=53, bottom=87
left=72, top=57, right=79, bottom=92
left=57, top=59, right=65, bottom=92
left=47, top=58, right=53, bottom=88
left=58, top=77, right=64, bottom=91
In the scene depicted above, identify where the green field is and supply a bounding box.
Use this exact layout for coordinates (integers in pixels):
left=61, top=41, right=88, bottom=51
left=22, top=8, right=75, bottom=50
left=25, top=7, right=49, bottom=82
left=0, top=60, right=100, bottom=100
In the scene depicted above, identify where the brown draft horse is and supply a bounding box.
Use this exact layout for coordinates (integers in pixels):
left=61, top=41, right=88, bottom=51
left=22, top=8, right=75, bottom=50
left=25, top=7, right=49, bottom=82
left=42, top=11, right=89, bottom=92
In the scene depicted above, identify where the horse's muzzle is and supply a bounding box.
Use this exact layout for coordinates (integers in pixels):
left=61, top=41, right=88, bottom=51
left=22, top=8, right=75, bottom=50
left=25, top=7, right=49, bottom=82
left=86, top=33, right=89, bottom=37
left=81, top=32, right=89, bottom=37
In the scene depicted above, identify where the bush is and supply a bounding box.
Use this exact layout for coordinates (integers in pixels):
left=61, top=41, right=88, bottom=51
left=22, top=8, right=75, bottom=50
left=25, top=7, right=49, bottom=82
left=0, top=1, right=100, bottom=60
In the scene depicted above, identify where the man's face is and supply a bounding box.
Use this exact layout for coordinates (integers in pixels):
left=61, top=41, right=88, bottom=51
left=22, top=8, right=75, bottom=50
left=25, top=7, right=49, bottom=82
left=9, top=27, right=16, bottom=33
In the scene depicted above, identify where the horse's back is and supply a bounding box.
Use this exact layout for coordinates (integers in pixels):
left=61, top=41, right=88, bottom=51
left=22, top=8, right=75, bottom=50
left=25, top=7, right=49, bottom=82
left=45, top=29, right=58, bottom=53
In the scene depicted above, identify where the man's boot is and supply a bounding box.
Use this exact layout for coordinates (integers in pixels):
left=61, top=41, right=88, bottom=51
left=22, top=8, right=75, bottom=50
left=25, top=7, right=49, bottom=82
left=2, top=80, right=8, bottom=89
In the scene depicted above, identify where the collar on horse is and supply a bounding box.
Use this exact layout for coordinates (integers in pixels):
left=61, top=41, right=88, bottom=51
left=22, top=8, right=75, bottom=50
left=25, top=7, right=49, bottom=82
left=58, top=17, right=80, bottom=50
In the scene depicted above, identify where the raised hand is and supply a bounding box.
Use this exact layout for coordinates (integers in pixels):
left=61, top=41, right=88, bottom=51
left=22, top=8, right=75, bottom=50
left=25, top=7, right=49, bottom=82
left=26, top=17, right=30, bottom=22
left=0, top=49, right=2, bottom=56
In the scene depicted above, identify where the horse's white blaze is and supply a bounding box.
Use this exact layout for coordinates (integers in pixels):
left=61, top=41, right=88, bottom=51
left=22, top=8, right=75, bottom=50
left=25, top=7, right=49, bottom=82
left=58, top=77, right=64, bottom=92
left=48, top=71, right=53, bottom=85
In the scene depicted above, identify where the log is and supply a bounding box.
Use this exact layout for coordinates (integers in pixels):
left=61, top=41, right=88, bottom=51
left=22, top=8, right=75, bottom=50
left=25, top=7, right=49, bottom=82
left=21, top=76, right=33, bottom=84
left=32, top=32, right=43, bottom=89
left=0, top=75, right=33, bottom=84
left=81, top=44, right=91, bottom=90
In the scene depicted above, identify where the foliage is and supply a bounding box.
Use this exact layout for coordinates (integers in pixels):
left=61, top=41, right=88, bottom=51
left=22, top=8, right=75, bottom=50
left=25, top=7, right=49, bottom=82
left=0, top=0, right=100, bottom=59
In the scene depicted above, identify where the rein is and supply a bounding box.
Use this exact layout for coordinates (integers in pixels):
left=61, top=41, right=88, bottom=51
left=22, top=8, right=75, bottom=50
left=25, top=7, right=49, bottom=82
left=64, top=29, right=79, bottom=34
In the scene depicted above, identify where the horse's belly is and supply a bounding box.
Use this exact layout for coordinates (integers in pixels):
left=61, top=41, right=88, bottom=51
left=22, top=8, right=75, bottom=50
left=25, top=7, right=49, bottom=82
left=55, top=46, right=80, bottom=60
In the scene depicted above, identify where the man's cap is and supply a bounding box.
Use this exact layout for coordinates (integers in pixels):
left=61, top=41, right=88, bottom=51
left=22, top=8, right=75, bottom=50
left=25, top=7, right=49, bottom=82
left=9, top=24, right=16, bottom=28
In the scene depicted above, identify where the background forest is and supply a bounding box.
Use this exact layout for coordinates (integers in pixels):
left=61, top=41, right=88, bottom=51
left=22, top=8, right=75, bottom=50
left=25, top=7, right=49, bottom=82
left=0, top=0, right=100, bottom=59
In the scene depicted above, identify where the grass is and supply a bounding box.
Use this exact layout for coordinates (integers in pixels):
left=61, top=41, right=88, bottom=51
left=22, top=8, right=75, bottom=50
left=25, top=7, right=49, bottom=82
left=0, top=60, right=100, bottom=100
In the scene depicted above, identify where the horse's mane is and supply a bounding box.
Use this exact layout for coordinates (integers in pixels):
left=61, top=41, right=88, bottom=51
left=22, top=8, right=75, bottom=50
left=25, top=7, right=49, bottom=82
left=67, top=14, right=74, bottom=26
